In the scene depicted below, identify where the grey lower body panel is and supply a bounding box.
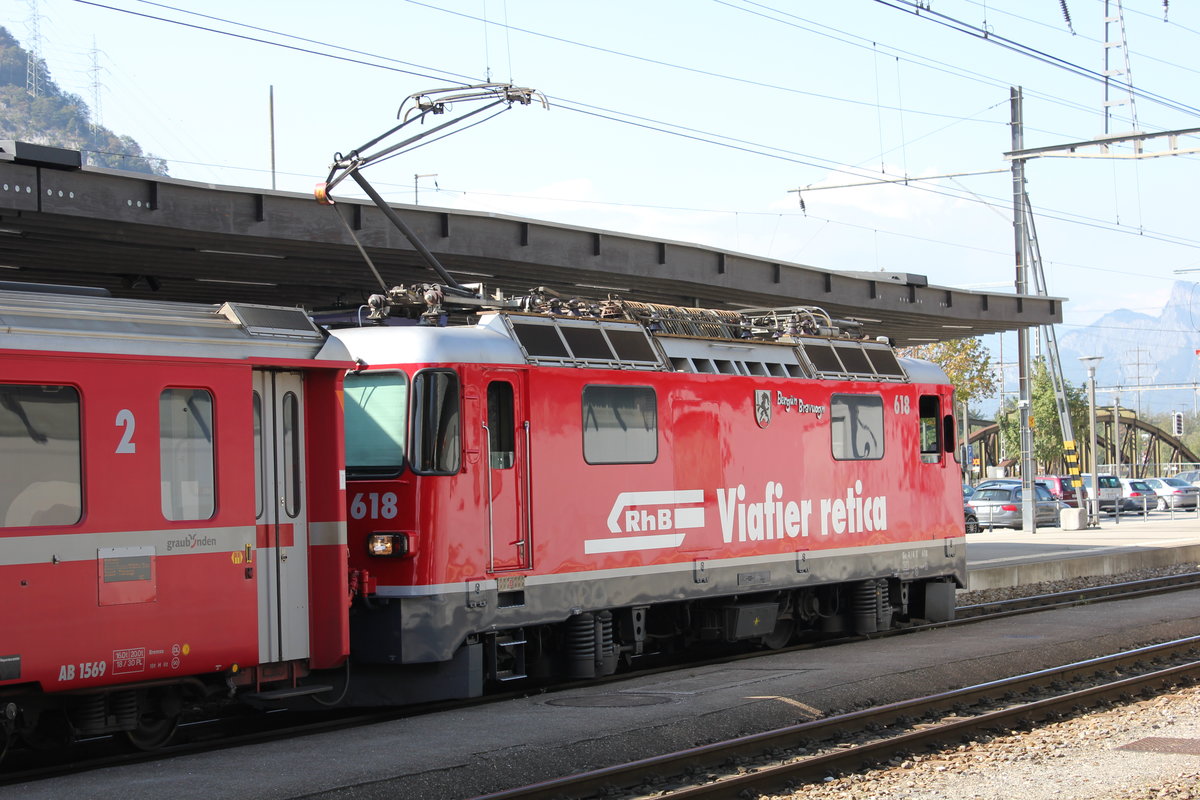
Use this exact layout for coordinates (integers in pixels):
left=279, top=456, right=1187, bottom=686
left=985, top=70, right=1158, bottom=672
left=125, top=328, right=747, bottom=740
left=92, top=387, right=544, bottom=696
left=352, top=538, right=965, bottom=665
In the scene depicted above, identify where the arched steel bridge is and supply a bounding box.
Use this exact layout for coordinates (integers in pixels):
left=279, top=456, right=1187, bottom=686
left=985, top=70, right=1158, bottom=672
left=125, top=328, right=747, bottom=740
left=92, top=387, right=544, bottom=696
left=969, top=410, right=1200, bottom=478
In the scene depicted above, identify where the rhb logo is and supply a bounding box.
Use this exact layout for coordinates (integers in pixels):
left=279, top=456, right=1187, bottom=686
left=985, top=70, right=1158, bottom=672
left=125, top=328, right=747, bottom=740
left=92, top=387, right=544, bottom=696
left=584, top=490, right=706, bottom=554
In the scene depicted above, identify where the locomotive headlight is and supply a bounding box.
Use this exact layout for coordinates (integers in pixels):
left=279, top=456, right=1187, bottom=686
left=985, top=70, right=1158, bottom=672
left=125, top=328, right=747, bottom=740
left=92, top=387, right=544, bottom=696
left=367, top=532, right=410, bottom=558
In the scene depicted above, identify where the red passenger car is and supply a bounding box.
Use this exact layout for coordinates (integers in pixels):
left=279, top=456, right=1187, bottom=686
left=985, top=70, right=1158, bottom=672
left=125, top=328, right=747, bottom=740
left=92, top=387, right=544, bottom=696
left=0, top=286, right=350, bottom=753
left=332, top=300, right=966, bottom=704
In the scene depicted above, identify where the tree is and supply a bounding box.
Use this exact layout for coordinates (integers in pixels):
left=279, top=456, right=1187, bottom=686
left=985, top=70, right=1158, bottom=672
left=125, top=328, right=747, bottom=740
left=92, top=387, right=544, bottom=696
left=996, top=358, right=1090, bottom=473
left=897, top=338, right=997, bottom=411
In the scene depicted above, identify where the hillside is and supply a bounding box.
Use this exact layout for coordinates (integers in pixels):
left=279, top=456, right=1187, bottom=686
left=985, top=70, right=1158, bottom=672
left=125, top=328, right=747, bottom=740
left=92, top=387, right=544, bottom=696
left=1057, top=280, right=1200, bottom=415
left=0, top=27, right=167, bottom=175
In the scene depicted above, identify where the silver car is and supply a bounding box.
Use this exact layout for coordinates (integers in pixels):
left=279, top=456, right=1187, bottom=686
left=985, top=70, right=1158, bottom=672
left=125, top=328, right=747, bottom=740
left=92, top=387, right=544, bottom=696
left=967, top=484, right=1060, bottom=530
left=1141, top=477, right=1200, bottom=510
left=1174, top=469, right=1200, bottom=487
left=1118, top=478, right=1156, bottom=513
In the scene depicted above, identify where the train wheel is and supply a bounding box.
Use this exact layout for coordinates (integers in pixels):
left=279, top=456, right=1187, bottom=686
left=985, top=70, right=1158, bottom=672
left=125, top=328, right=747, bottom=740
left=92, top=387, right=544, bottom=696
left=122, top=712, right=179, bottom=751
left=761, top=615, right=796, bottom=650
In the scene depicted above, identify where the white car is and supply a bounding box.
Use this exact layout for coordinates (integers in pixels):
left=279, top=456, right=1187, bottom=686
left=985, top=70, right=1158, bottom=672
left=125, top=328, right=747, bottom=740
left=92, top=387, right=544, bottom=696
left=1079, top=474, right=1122, bottom=513
left=1140, top=477, right=1200, bottom=510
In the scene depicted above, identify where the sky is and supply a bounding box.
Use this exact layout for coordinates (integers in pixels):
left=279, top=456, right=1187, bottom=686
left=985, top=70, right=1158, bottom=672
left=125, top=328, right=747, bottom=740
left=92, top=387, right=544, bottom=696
left=5, top=0, right=1200, bottom=400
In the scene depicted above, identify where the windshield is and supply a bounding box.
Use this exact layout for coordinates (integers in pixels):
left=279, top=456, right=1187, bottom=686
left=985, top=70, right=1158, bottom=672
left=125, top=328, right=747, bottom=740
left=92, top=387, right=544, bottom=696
left=343, top=371, right=408, bottom=477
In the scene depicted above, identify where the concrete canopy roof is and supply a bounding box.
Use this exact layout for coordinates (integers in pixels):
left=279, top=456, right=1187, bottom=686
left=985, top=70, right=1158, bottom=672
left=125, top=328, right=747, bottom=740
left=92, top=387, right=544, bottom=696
left=0, top=143, right=1061, bottom=345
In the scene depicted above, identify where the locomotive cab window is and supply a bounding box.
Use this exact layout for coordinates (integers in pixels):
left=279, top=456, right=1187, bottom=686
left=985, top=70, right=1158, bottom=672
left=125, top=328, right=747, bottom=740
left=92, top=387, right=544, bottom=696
left=160, top=388, right=215, bottom=521
left=344, top=370, right=409, bottom=479
left=487, top=381, right=515, bottom=469
left=0, top=384, right=82, bottom=527
left=830, top=394, right=884, bottom=460
left=582, top=385, right=657, bottom=464
left=412, top=370, right=461, bottom=475
left=918, top=395, right=941, bottom=464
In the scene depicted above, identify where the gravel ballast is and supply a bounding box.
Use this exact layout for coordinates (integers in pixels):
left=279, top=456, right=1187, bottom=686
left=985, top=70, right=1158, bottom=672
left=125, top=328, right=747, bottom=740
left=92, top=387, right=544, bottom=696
left=767, top=685, right=1200, bottom=800
left=760, top=565, right=1200, bottom=800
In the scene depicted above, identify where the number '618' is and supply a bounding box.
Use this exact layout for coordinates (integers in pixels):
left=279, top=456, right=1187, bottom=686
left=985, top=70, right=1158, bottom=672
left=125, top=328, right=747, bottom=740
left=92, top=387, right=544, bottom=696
left=350, top=492, right=398, bottom=520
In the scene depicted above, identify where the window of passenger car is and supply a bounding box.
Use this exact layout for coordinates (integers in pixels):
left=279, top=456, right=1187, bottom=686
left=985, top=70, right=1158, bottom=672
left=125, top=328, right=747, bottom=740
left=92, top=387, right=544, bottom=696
left=344, top=370, right=409, bottom=478
left=582, top=385, right=657, bottom=464
left=0, top=384, right=82, bottom=527
left=160, top=388, right=215, bottom=521
left=830, top=394, right=884, bottom=460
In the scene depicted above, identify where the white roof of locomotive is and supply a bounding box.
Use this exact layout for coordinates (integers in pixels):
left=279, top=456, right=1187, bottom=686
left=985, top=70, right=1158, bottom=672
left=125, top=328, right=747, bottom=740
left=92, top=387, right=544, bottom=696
left=330, top=321, right=526, bottom=367
left=330, top=313, right=951, bottom=388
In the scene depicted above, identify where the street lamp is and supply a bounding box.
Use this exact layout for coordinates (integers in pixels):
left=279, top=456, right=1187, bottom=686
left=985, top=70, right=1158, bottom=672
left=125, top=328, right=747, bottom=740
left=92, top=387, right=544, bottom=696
left=1079, top=355, right=1103, bottom=527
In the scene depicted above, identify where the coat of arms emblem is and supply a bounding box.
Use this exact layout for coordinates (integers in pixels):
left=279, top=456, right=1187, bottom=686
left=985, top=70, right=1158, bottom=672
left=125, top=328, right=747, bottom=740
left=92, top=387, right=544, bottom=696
left=754, top=390, right=772, bottom=428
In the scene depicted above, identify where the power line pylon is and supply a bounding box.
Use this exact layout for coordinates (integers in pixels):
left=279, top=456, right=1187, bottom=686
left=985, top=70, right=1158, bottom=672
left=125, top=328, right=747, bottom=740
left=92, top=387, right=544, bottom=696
left=1102, top=0, right=1140, bottom=136
left=25, top=0, right=44, bottom=98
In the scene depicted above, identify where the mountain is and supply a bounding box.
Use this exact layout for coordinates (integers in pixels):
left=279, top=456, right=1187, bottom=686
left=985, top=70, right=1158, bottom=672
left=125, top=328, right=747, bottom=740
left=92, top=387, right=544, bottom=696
left=1057, top=281, right=1200, bottom=415
left=0, top=27, right=167, bottom=175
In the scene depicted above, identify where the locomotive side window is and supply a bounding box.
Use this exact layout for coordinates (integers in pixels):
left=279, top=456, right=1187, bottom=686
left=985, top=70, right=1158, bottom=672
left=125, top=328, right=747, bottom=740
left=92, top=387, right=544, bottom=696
left=0, top=384, right=82, bottom=527
left=344, top=371, right=408, bottom=478
left=919, top=395, right=941, bottom=464
left=160, top=388, right=215, bottom=521
left=412, top=370, right=461, bottom=475
left=829, top=394, right=884, bottom=461
left=487, top=382, right=515, bottom=469
left=582, top=385, right=657, bottom=464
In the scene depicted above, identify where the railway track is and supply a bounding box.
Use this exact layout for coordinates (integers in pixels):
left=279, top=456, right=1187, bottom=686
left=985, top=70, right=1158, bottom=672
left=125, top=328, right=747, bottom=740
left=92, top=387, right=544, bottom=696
left=952, top=570, right=1200, bottom=621
left=474, top=635, right=1200, bottom=800
left=4, top=572, right=1198, bottom=787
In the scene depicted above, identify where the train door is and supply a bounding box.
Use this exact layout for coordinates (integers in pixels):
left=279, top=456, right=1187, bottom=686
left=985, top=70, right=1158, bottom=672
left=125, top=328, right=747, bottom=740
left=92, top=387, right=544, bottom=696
left=482, top=369, right=531, bottom=572
left=253, top=370, right=310, bottom=663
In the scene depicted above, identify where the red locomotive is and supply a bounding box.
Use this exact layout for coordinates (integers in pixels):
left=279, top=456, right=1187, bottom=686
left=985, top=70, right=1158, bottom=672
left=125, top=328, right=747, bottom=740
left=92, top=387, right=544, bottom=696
left=0, top=281, right=965, bottom=759
left=330, top=294, right=966, bottom=705
left=0, top=285, right=351, bottom=754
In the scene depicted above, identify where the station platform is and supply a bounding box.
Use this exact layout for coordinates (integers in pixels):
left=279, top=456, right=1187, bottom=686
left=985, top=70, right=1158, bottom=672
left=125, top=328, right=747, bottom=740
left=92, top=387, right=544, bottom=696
left=17, top=539, right=1200, bottom=800
left=965, top=509, right=1200, bottom=590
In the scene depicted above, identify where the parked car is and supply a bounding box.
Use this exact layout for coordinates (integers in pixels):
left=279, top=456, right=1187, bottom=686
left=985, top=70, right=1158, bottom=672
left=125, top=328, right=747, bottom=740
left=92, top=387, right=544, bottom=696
left=963, top=502, right=980, bottom=533
left=974, top=477, right=1049, bottom=493
left=1140, top=477, right=1200, bottom=510
left=967, top=483, right=1061, bottom=530
left=1174, top=469, right=1200, bottom=487
left=1079, top=474, right=1122, bottom=513
left=974, top=478, right=1019, bottom=491
left=1035, top=475, right=1079, bottom=508
left=1118, top=478, right=1157, bottom=513
left=962, top=483, right=975, bottom=501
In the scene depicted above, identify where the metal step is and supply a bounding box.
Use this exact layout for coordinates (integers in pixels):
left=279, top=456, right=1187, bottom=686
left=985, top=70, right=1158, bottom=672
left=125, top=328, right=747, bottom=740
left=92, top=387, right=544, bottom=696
left=489, top=631, right=528, bottom=681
